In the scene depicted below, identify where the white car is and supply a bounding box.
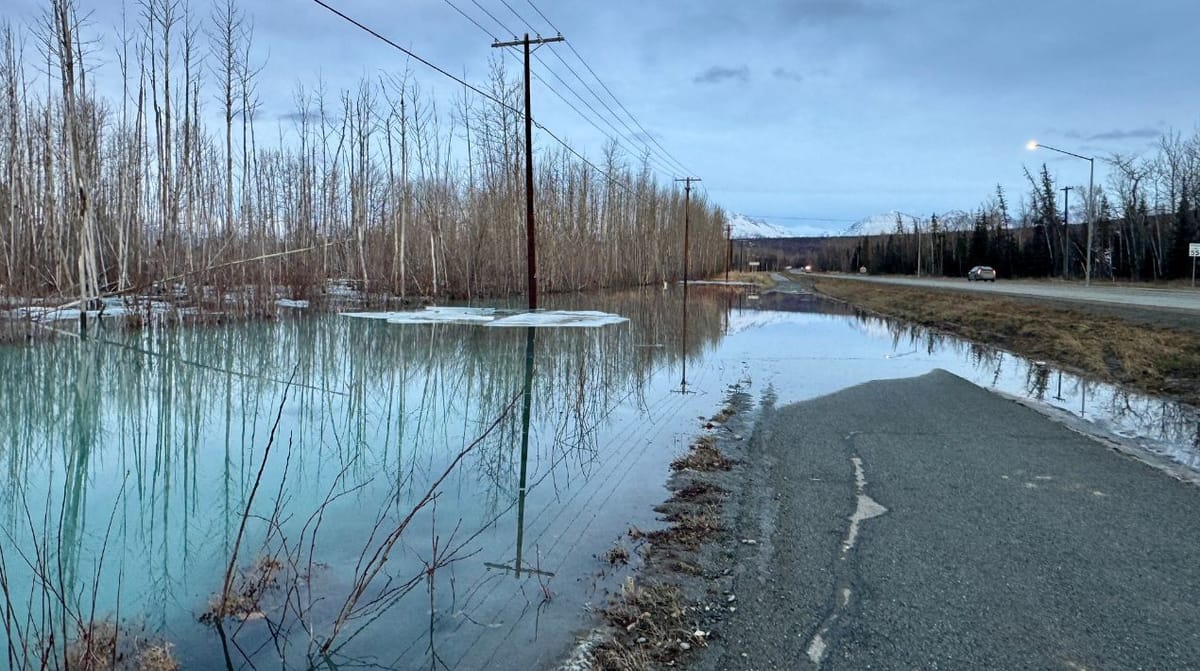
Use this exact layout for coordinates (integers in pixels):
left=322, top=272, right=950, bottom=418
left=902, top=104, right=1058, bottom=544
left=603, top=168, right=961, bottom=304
left=967, top=265, right=997, bottom=282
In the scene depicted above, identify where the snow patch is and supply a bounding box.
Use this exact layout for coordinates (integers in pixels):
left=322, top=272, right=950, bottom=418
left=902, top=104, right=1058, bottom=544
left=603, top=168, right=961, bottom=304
left=843, top=211, right=922, bottom=236
left=728, top=213, right=794, bottom=239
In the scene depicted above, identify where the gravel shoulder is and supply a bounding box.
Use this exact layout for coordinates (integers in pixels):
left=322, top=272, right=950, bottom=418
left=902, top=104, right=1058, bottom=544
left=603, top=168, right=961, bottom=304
left=809, top=273, right=1200, bottom=332
left=797, top=274, right=1200, bottom=405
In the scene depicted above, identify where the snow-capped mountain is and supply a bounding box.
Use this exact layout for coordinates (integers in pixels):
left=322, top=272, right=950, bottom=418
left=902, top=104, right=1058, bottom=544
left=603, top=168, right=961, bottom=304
left=842, top=209, right=977, bottom=236
left=842, top=211, right=922, bottom=236
left=933, top=209, right=973, bottom=231
left=727, top=213, right=794, bottom=239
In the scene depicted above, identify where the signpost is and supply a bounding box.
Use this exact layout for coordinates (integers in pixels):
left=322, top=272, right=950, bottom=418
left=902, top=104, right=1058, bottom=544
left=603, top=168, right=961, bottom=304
left=1190, top=243, right=1200, bottom=288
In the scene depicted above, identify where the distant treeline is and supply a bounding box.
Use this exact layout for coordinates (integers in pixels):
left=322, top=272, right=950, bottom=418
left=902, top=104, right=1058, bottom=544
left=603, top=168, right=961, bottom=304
left=759, top=131, right=1200, bottom=281
left=0, top=0, right=727, bottom=309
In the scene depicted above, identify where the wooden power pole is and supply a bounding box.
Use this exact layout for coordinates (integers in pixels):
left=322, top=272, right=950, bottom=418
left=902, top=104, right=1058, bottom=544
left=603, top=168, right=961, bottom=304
left=725, top=221, right=732, bottom=283
left=493, top=33, right=564, bottom=311
left=675, top=177, right=701, bottom=291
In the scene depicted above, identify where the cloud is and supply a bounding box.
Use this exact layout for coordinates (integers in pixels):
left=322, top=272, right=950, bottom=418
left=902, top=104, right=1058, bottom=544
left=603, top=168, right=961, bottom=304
left=693, top=65, right=750, bottom=85
left=771, top=67, right=804, bottom=83
left=775, top=0, right=893, bottom=25
left=1084, top=127, right=1163, bottom=142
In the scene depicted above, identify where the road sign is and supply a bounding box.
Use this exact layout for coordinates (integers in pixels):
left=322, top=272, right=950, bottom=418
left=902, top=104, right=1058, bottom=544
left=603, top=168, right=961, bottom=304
left=1190, top=243, right=1200, bottom=258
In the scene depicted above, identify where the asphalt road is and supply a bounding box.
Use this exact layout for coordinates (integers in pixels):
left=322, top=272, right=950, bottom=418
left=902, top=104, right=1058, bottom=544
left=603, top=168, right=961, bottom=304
left=810, top=273, right=1200, bottom=314
left=695, top=370, right=1200, bottom=670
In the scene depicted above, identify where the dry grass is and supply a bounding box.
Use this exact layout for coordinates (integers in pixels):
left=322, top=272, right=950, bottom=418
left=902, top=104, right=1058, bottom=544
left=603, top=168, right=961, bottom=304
left=603, top=544, right=631, bottom=566
left=199, top=555, right=283, bottom=624
left=592, top=578, right=703, bottom=670
left=648, top=506, right=723, bottom=550
left=673, top=480, right=728, bottom=504
left=671, top=437, right=734, bottom=472
left=62, top=619, right=179, bottom=671
left=711, top=271, right=776, bottom=288
left=710, top=405, right=737, bottom=423
left=810, top=277, right=1200, bottom=404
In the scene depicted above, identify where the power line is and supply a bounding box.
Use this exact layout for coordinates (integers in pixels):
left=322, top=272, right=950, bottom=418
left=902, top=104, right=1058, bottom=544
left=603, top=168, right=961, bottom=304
left=444, top=0, right=681, bottom=182
left=528, top=66, right=681, bottom=180
left=535, top=47, right=685, bottom=177
left=449, top=0, right=681, bottom=180
left=512, top=0, right=695, bottom=176
left=474, top=0, right=695, bottom=178
left=311, top=0, right=672, bottom=206
left=441, top=0, right=498, bottom=40
left=468, top=0, right=519, bottom=39
left=311, top=0, right=514, bottom=114
left=523, top=0, right=696, bottom=176
left=497, top=0, right=537, bottom=34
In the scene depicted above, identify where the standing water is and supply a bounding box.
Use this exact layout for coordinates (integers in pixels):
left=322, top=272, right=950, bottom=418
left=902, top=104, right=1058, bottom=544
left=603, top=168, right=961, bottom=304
left=1, top=285, right=1196, bottom=669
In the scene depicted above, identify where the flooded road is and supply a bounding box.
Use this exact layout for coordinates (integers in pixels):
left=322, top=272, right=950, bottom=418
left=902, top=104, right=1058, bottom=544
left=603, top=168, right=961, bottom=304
left=1, top=285, right=1197, bottom=669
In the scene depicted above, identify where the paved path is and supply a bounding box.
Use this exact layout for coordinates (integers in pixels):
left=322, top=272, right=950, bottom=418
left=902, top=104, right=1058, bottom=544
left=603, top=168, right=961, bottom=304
left=697, top=370, right=1200, bottom=670
left=809, top=273, right=1200, bottom=314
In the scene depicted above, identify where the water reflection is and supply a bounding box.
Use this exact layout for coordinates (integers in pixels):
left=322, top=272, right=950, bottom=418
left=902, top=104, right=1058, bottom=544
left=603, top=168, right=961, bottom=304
left=3, top=285, right=1199, bottom=669
left=0, top=288, right=734, bottom=670
left=483, top=327, right=554, bottom=581
left=852, top=310, right=1200, bottom=468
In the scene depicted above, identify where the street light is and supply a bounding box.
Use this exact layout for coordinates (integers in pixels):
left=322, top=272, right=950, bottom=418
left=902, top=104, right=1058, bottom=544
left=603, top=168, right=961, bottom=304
left=1027, top=140, right=1095, bottom=286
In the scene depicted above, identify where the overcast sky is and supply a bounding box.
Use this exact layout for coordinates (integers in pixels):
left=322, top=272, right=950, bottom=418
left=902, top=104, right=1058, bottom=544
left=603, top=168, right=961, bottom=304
left=10, top=0, right=1200, bottom=234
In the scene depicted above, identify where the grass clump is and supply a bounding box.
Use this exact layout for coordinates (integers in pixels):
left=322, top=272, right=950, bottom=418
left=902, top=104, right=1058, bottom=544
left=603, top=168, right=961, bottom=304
left=61, top=619, right=179, bottom=671
left=603, top=543, right=631, bottom=566
left=671, top=436, right=733, bottom=472
left=710, top=405, right=737, bottom=423
left=199, top=555, right=283, bottom=624
left=592, top=577, right=703, bottom=670
left=649, top=506, right=723, bottom=550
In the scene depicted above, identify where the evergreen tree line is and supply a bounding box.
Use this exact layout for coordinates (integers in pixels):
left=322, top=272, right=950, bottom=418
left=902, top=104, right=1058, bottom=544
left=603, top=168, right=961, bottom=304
left=0, top=0, right=727, bottom=312
left=808, top=131, right=1200, bottom=281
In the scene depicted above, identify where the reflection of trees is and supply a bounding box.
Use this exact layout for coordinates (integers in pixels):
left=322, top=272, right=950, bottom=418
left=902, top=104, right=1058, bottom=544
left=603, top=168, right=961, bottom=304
left=0, top=286, right=732, bottom=666
left=1026, top=364, right=1051, bottom=401
left=847, top=309, right=1200, bottom=464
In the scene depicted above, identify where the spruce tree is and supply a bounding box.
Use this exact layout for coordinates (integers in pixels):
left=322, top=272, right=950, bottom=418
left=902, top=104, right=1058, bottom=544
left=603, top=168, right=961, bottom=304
left=1170, top=188, right=1196, bottom=278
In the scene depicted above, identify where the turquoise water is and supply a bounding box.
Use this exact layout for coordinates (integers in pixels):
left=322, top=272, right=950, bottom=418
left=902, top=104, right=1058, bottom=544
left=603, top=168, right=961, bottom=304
left=1, top=286, right=1196, bottom=670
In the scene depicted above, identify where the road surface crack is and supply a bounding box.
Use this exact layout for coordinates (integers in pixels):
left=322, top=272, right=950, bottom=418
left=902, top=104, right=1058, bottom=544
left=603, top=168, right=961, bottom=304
left=804, top=454, right=888, bottom=667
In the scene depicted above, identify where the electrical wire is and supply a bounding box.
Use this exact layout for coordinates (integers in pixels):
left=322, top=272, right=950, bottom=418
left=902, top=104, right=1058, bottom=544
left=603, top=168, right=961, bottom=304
left=523, top=0, right=697, bottom=177
left=313, top=0, right=654, bottom=202
left=468, top=0, right=519, bottom=39
left=441, top=0, right=684, bottom=190
left=457, top=0, right=685, bottom=181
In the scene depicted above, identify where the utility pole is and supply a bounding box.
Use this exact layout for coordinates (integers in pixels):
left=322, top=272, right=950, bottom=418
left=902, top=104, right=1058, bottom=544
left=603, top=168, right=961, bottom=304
left=916, top=219, right=922, bottom=278
left=675, top=177, right=699, bottom=395
left=725, top=222, right=732, bottom=282
left=1061, top=185, right=1073, bottom=278
left=493, top=33, right=564, bottom=311
left=675, top=178, right=701, bottom=289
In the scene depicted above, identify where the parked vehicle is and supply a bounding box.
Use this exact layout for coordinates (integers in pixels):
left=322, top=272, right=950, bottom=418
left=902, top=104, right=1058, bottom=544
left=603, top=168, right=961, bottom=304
left=967, top=265, right=997, bottom=282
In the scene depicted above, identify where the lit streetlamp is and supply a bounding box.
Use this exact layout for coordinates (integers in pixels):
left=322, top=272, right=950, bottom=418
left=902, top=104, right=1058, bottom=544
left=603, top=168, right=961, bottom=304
left=1027, top=140, right=1095, bottom=286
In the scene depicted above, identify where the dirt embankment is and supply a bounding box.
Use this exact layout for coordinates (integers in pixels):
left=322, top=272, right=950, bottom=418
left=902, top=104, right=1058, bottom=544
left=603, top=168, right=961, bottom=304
left=802, top=275, right=1200, bottom=406
left=567, top=392, right=756, bottom=671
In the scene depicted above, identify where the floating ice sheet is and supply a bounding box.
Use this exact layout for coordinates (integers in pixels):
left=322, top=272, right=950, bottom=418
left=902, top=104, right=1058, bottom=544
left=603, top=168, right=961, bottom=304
left=489, top=310, right=628, bottom=328
left=342, top=306, right=627, bottom=328
left=7, top=296, right=173, bottom=322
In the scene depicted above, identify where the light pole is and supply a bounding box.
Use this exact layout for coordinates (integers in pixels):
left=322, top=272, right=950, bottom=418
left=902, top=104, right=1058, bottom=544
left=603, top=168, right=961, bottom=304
left=1027, top=140, right=1095, bottom=286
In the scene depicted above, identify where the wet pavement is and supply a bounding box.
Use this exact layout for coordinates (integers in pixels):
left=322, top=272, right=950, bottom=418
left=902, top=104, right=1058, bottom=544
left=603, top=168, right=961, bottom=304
left=695, top=369, right=1200, bottom=670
